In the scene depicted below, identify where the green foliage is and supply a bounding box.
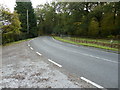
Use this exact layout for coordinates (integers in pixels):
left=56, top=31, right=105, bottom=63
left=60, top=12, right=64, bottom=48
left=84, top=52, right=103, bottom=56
left=107, top=35, right=115, bottom=39
left=101, top=13, right=115, bottom=36
left=1, top=2, right=119, bottom=44
left=35, top=2, right=120, bottom=38
left=54, top=36, right=118, bottom=51
left=1, top=7, right=22, bottom=44
left=114, top=13, right=120, bottom=35
left=88, top=18, right=99, bottom=37
left=14, top=1, right=37, bottom=38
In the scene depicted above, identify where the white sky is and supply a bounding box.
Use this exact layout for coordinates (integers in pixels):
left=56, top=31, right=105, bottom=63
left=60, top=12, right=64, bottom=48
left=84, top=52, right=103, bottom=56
left=0, top=0, right=53, bottom=12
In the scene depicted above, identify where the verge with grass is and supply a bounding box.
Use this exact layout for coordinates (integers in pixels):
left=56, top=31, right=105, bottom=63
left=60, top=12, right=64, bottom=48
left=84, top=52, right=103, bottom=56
left=53, top=36, right=118, bottom=51
left=3, top=38, right=34, bottom=46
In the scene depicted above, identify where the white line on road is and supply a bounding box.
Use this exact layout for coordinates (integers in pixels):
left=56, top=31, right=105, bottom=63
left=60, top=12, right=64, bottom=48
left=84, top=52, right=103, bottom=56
left=52, top=37, right=118, bottom=64
left=36, top=52, right=42, bottom=56
left=30, top=47, right=33, bottom=50
left=52, top=37, right=63, bottom=44
left=80, top=53, right=118, bottom=64
left=48, top=59, right=62, bottom=68
left=81, top=77, right=104, bottom=88
left=28, top=44, right=30, bottom=47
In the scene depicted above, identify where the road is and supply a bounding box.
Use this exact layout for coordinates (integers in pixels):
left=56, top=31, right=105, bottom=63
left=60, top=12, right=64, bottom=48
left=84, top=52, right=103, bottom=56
left=30, top=36, right=119, bottom=88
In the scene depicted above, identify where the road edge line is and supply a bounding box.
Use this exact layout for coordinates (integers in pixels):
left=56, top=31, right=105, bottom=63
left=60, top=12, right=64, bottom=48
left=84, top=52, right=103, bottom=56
left=81, top=77, right=104, bottom=88
left=30, top=47, right=33, bottom=50
left=28, top=44, right=30, bottom=47
left=48, top=59, right=62, bottom=68
left=36, top=52, right=42, bottom=56
left=52, top=37, right=63, bottom=44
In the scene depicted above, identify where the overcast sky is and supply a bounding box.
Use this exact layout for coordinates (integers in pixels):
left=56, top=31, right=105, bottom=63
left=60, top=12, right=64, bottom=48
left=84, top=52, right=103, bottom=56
left=0, top=0, right=53, bottom=12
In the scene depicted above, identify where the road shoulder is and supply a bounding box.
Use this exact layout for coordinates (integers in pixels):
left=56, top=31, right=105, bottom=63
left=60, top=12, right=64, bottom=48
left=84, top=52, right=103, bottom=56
left=1, top=40, right=95, bottom=88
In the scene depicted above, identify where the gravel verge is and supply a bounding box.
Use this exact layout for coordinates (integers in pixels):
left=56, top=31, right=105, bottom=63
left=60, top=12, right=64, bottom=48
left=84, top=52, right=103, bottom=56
left=0, top=40, right=95, bottom=89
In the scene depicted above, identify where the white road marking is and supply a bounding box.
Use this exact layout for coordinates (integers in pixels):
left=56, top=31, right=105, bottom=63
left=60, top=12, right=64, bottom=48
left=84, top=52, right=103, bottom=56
left=81, top=77, right=104, bottom=88
left=30, top=47, right=33, bottom=50
left=52, top=37, right=63, bottom=44
left=48, top=59, right=62, bottom=68
left=52, top=37, right=118, bottom=64
left=78, top=53, right=118, bottom=64
left=28, top=44, right=30, bottom=47
left=36, top=52, right=42, bottom=56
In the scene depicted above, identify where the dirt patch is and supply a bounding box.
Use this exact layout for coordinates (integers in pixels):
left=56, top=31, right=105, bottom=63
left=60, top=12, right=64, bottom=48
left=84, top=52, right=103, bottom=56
left=1, top=41, right=81, bottom=88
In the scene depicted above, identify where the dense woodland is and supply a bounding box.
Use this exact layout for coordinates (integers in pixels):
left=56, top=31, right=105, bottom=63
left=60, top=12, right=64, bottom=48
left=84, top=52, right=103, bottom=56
left=35, top=2, right=120, bottom=38
left=0, top=1, right=120, bottom=44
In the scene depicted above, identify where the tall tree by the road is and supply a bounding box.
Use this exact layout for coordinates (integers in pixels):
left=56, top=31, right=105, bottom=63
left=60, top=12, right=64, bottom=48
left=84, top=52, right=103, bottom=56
left=35, top=2, right=57, bottom=35
left=15, top=0, right=37, bottom=38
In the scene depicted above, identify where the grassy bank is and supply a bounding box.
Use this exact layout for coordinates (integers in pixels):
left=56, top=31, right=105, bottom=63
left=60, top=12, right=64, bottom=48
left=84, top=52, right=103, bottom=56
left=53, top=36, right=119, bottom=51
left=3, top=38, right=34, bottom=46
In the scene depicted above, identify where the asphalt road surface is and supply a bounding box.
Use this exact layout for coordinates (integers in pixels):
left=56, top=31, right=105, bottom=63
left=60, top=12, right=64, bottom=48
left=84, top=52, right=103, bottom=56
left=30, top=36, right=119, bottom=88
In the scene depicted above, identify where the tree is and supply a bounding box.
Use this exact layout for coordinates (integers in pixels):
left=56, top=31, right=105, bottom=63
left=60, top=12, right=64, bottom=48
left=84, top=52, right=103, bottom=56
left=35, top=2, right=120, bottom=38
left=88, top=18, right=99, bottom=37
left=1, top=6, right=21, bottom=44
left=35, top=2, right=58, bottom=35
left=15, top=0, right=37, bottom=38
left=90, top=5, right=103, bottom=37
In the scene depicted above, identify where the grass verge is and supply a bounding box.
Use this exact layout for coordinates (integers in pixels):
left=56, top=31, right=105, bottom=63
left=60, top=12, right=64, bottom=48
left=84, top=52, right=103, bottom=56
left=53, top=36, right=118, bottom=51
left=3, top=38, right=34, bottom=46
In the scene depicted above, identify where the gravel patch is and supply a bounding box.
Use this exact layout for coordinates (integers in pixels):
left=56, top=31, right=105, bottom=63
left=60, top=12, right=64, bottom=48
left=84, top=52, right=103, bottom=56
left=1, top=60, right=79, bottom=88
left=1, top=41, right=80, bottom=88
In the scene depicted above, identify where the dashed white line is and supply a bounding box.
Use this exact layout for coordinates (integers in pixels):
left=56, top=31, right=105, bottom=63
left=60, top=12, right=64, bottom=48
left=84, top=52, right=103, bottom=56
left=28, top=44, right=30, bottom=47
left=81, top=77, right=104, bottom=88
left=48, top=59, right=62, bottom=68
left=36, top=52, right=42, bottom=56
left=30, top=47, right=33, bottom=50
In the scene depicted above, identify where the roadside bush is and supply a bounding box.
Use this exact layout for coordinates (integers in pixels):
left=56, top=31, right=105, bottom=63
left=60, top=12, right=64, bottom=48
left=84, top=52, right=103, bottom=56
left=107, top=35, right=115, bottom=39
left=88, top=18, right=99, bottom=37
left=1, top=10, right=22, bottom=44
